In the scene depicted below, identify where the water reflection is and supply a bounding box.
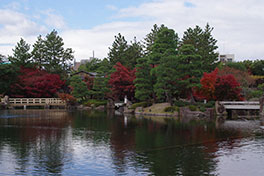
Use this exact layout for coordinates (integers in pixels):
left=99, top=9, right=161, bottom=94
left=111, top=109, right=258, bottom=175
left=0, top=110, right=263, bottom=175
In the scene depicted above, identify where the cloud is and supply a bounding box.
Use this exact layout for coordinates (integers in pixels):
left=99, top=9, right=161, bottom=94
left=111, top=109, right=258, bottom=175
left=1, top=0, right=264, bottom=61
left=42, top=10, right=66, bottom=29
left=106, top=5, right=118, bottom=11
left=0, top=9, right=48, bottom=56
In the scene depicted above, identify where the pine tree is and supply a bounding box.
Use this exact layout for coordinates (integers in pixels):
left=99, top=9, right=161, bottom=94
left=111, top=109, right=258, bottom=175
left=92, top=74, right=109, bottom=100
left=176, top=44, right=203, bottom=102
left=143, top=24, right=166, bottom=55
left=149, top=26, right=178, bottom=66
left=182, top=23, right=218, bottom=72
left=32, top=35, right=46, bottom=68
left=108, top=33, right=129, bottom=67
left=9, top=38, right=31, bottom=66
left=150, top=27, right=179, bottom=103
left=134, top=57, right=152, bottom=102
left=31, top=30, right=74, bottom=76
left=125, top=37, right=144, bottom=69
left=70, top=75, right=90, bottom=101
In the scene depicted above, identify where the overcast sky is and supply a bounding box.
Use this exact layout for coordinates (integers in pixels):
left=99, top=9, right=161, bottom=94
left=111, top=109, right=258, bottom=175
left=0, top=0, right=263, bottom=61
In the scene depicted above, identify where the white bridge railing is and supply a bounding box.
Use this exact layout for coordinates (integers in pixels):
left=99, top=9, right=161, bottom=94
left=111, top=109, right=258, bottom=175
left=1, top=98, right=65, bottom=106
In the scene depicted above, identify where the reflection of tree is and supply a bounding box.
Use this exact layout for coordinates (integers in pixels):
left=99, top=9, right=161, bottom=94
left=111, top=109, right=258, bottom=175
left=0, top=110, right=74, bottom=175
left=132, top=118, right=243, bottom=175
left=109, top=116, right=136, bottom=174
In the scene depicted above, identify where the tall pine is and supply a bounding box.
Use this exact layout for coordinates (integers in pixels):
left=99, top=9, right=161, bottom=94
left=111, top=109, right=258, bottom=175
left=134, top=57, right=152, bottom=102
left=176, top=44, right=203, bottom=102
left=9, top=38, right=31, bottom=67
left=182, top=23, right=218, bottom=72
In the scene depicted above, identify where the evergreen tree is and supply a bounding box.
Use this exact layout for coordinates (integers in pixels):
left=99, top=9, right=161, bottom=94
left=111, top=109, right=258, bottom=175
left=125, top=37, right=144, bottom=69
left=70, top=75, right=90, bottom=101
left=92, top=74, right=109, bottom=100
left=149, top=27, right=178, bottom=66
left=31, top=30, right=74, bottom=77
left=149, top=27, right=179, bottom=103
left=9, top=38, right=31, bottom=66
left=0, top=64, right=19, bottom=95
left=108, top=33, right=129, bottom=67
left=31, top=35, right=46, bottom=68
left=143, top=24, right=166, bottom=55
left=134, top=57, right=152, bottom=102
left=182, top=24, right=218, bottom=72
left=176, top=44, right=203, bottom=102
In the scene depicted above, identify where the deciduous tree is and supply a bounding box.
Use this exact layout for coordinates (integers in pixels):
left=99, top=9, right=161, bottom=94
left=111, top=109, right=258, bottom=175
left=10, top=67, right=64, bottom=98
left=109, top=62, right=136, bottom=100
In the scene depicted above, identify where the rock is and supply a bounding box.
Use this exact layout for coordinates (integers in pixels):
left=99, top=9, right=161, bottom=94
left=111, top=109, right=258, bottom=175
left=95, top=105, right=105, bottom=111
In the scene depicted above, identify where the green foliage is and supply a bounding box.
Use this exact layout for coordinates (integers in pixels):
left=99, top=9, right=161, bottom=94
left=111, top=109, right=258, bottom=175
left=32, top=30, right=74, bottom=77
left=225, top=62, right=246, bottom=71
left=251, top=60, right=264, bottom=76
left=70, top=75, right=90, bottom=101
left=9, top=38, right=32, bottom=67
left=134, top=57, right=153, bottom=101
left=91, top=74, right=110, bottom=100
left=130, top=102, right=150, bottom=109
left=188, top=105, right=197, bottom=111
left=0, top=64, right=19, bottom=94
left=250, top=90, right=263, bottom=99
left=143, top=24, right=166, bottom=55
left=83, top=99, right=107, bottom=107
left=199, top=106, right=206, bottom=112
left=173, top=100, right=190, bottom=107
left=108, top=34, right=143, bottom=69
left=182, top=23, right=218, bottom=73
left=149, top=26, right=178, bottom=66
left=175, top=44, right=203, bottom=100
left=151, top=27, right=179, bottom=103
left=164, top=106, right=178, bottom=112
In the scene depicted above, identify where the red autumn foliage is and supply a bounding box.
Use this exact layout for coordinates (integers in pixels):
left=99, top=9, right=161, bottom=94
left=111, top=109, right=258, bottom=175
left=109, top=62, right=136, bottom=100
left=84, top=75, right=94, bottom=90
left=10, top=67, right=65, bottom=98
left=214, top=74, right=243, bottom=101
left=195, top=68, right=243, bottom=101
left=218, top=66, right=255, bottom=87
left=57, top=93, right=76, bottom=105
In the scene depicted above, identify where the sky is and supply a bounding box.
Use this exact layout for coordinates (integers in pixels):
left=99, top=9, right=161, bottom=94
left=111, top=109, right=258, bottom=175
left=0, top=0, right=263, bottom=61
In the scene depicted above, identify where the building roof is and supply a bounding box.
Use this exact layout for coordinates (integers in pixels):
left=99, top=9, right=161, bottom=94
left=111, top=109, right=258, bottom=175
left=70, top=70, right=98, bottom=77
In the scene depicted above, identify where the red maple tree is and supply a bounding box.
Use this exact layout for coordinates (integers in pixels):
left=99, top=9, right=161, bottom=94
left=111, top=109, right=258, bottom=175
left=10, top=67, right=65, bottom=98
left=109, top=62, right=136, bottom=100
left=195, top=68, right=243, bottom=101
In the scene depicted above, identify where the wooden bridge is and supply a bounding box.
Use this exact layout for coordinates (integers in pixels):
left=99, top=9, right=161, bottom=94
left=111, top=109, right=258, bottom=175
left=1, top=98, right=66, bottom=109
left=217, top=101, right=260, bottom=118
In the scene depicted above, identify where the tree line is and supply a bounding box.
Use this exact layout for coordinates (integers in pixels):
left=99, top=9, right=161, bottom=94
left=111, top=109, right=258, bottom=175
left=1, top=24, right=263, bottom=105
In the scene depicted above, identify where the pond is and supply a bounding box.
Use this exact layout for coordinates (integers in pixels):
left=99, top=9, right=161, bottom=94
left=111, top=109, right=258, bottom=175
left=0, top=109, right=264, bottom=176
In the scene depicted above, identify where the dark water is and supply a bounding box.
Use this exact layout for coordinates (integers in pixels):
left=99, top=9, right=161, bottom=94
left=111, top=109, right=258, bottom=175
left=0, top=110, right=264, bottom=176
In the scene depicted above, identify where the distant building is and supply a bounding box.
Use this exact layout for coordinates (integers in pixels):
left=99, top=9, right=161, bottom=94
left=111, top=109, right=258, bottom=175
left=219, top=54, right=235, bottom=62
left=72, top=58, right=94, bottom=71
left=71, top=70, right=98, bottom=80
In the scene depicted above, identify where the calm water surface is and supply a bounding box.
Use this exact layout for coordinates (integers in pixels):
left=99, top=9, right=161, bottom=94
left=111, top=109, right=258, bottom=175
left=0, top=109, right=264, bottom=176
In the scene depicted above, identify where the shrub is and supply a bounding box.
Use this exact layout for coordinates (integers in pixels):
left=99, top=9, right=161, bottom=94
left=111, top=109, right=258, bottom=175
left=174, top=100, right=190, bottom=107
left=130, top=102, right=150, bottom=109
left=199, top=106, right=206, bottom=112
left=189, top=105, right=197, bottom=111
left=250, top=90, right=263, bottom=99
left=83, top=99, right=107, bottom=107
left=205, top=101, right=215, bottom=108
left=164, top=106, right=178, bottom=113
